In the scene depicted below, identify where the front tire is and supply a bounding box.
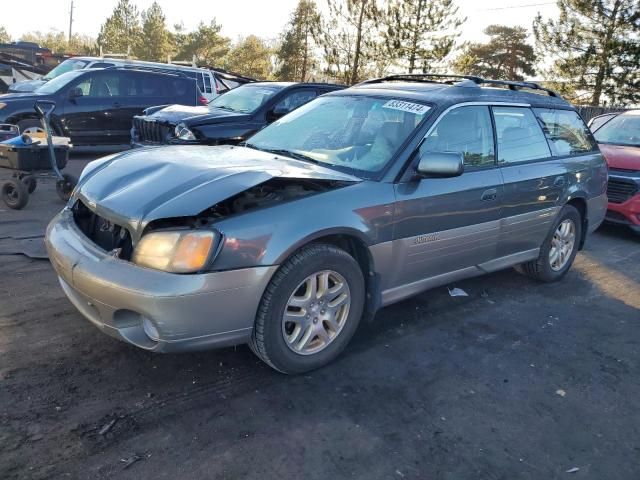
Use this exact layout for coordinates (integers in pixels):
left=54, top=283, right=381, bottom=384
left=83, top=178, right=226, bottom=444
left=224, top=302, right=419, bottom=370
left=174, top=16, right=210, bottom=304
left=2, top=179, right=29, bottom=210
left=250, top=244, right=365, bottom=374
left=515, top=205, right=582, bottom=282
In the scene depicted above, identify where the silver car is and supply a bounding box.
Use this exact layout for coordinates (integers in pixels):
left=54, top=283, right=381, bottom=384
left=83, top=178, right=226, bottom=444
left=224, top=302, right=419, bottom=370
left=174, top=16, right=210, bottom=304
left=46, top=74, right=608, bottom=374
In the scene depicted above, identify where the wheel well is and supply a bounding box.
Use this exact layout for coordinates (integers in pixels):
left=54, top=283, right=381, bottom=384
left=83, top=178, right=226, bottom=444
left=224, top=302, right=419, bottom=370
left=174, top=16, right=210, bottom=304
left=310, top=234, right=380, bottom=320
left=566, top=197, right=588, bottom=250
left=8, top=114, right=62, bottom=136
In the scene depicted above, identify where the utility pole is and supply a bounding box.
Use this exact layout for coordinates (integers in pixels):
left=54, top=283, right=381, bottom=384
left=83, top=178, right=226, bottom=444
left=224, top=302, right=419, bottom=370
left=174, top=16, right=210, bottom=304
left=68, top=0, right=74, bottom=43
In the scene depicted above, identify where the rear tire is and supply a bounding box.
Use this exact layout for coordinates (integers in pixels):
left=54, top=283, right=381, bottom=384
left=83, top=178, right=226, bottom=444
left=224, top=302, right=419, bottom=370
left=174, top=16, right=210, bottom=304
left=2, top=179, right=29, bottom=210
left=21, top=175, right=37, bottom=193
left=515, top=205, right=582, bottom=282
left=56, top=173, right=77, bottom=202
left=250, top=244, right=365, bottom=374
left=17, top=119, right=45, bottom=136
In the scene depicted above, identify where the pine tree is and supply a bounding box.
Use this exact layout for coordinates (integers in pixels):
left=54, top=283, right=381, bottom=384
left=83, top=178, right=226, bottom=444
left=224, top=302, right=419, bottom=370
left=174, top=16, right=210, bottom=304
left=453, top=25, right=536, bottom=81
left=275, top=0, right=320, bottom=81
left=533, top=0, right=640, bottom=106
left=225, top=35, right=273, bottom=79
left=138, top=2, right=172, bottom=62
left=316, top=0, right=381, bottom=84
left=177, top=20, right=230, bottom=66
left=0, top=26, right=11, bottom=44
left=97, top=0, right=142, bottom=56
left=383, top=0, right=465, bottom=74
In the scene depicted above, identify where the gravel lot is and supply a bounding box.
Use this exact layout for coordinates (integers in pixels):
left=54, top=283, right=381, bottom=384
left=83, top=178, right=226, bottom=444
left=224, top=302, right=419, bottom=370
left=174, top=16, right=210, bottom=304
left=1, top=154, right=639, bottom=479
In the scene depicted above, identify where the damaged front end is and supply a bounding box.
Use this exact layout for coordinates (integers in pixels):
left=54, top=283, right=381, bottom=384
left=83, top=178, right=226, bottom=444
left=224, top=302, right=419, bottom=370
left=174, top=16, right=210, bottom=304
left=68, top=145, right=360, bottom=272
left=71, top=176, right=350, bottom=270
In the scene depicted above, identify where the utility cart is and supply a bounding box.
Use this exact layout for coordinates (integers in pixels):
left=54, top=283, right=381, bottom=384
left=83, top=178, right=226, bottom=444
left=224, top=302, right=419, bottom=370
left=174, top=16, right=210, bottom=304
left=0, top=100, right=76, bottom=210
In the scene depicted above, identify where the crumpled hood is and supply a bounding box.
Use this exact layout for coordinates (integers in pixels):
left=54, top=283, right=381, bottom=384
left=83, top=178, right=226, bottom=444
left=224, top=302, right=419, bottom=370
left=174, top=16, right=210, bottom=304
left=74, top=145, right=360, bottom=241
left=599, top=143, right=640, bottom=171
left=145, top=105, right=250, bottom=126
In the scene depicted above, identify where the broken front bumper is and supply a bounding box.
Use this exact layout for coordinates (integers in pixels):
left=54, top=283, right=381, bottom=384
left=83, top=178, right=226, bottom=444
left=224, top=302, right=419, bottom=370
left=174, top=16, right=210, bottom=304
left=45, top=209, right=277, bottom=352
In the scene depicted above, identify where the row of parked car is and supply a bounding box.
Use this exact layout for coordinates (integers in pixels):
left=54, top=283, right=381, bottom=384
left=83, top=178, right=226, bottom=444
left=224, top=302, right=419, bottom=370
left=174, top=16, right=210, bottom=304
left=39, top=71, right=636, bottom=374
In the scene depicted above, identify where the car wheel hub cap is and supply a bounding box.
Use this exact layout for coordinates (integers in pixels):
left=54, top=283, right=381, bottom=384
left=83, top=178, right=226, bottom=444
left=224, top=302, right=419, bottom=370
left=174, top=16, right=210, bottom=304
left=282, top=270, right=351, bottom=355
left=549, top=219, right=576, bottom=271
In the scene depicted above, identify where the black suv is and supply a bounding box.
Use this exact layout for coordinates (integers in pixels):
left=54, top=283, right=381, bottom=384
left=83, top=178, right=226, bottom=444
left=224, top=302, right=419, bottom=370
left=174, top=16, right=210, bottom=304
left=0, top=67, right=199, bottom=146
left=131, top=82, right=344, bottom=147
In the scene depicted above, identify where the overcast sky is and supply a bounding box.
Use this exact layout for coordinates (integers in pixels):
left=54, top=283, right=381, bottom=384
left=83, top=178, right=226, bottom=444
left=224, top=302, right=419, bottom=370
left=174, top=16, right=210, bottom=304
left=3, top=0, right=558, bottom=44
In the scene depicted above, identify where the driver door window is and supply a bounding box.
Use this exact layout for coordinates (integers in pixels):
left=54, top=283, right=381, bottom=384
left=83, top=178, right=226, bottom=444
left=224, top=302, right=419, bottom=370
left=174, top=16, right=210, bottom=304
left=420, top=106, right=495, bottom=169
left=74, top=72, right=121, bottom=97
left=274, top=90, right=317, bottom=114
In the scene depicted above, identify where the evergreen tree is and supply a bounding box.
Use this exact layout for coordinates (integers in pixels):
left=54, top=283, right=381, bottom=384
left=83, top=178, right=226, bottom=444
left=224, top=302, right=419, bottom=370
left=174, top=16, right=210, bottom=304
left=20, top=30, right=95, bottom=55
left=138, top=2, right=172, bottom=62
left=383, top=0, right=465, bottom=73
left=275, top=0, right=320, bottom=81
left=453, top=25, right=536, bottom=81
left=97, top=0, right=142, bottom=56
left=533, top=0, right=640, bottom=106
left=177, top=20, right=230, bottom=66
left=316, top=0, right=381, bottom=84
left=0, top=26, right=11, bottom=44
left=225, top=35, right=273, bottom=79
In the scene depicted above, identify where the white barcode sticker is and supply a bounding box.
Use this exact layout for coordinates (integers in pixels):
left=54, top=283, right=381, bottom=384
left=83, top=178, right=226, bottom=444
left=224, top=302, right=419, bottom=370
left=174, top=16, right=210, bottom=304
left=382, top=100, right=430, bottom=115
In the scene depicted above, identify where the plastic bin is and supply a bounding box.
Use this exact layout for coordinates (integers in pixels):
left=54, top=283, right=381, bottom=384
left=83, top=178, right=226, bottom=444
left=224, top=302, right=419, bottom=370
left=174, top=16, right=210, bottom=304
left=0, top=143, right=69, bottom=171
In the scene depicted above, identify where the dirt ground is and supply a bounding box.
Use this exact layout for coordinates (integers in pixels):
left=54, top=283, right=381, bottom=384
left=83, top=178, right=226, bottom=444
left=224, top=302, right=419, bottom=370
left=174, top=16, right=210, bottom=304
left=1, top=155, right=639, bottom=479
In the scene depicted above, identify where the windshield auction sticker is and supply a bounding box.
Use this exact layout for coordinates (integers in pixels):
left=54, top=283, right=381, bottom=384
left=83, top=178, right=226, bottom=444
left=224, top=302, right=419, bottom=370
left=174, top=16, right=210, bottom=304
left=382, top=100, right=430, bottom=115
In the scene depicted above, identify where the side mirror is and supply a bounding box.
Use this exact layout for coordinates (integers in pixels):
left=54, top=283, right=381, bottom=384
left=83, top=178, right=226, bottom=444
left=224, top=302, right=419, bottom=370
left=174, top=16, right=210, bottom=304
left=68, top=87, right=83, bottom=100
left=268, top=104, right=289, bottom=121
left=416, top=151, right=464, bottom=178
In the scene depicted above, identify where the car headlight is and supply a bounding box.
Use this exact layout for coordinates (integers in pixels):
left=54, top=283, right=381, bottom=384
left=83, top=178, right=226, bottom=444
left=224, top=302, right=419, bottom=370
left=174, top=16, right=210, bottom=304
left=175, top=123, right=196, bottom=141
left=132, top=230, right=217, bottom=273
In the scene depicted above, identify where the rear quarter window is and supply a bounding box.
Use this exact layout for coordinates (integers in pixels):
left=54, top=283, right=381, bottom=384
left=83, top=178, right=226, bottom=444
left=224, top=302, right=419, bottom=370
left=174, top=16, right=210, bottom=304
left=535, top=108, right=598, bottom=156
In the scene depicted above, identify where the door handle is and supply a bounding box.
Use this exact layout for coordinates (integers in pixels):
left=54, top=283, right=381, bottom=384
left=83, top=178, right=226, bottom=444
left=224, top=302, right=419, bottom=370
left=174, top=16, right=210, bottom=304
left=554, top=176, right=566, bottom=187
left=481, top=188, right=497, bottom=201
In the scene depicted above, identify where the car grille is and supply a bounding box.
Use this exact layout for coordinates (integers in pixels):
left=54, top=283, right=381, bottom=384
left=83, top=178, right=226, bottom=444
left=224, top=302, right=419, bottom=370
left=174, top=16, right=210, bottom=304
left=133, top=117, right=173, bottom=144
left=72, top=200, right=133, bottom=260
left=607, top=178, right=638, bottom=204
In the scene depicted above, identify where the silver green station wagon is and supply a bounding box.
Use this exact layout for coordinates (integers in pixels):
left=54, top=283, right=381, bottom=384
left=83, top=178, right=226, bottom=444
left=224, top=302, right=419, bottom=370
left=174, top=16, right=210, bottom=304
left=46, top=74, right=607, bottom=374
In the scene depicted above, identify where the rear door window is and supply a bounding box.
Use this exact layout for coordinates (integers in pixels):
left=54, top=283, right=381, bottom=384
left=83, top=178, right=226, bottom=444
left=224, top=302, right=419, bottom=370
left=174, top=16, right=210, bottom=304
left=420, top=105, right=495, bottom=168
left=492, top=107, right=551, bottom=164
left=535, top=108, right=597, bottom=155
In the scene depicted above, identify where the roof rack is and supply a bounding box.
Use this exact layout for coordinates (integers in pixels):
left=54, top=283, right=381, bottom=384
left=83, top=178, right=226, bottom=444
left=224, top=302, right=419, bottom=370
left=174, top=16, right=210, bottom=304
left=358, top=73, right=560, bottom=98
left=103, top=65, right=188, bottom=78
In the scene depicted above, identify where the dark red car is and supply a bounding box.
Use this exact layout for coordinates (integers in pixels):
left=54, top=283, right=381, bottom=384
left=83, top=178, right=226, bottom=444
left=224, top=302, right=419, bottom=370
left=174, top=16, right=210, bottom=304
left=589, top=110, right=640, bottom=233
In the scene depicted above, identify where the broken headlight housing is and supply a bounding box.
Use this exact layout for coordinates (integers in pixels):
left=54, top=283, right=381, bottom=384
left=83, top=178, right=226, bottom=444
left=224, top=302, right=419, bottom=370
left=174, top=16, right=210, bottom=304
left=132, top=230, right=218, bottom=273
left=175, top=123, right=196, bottom=141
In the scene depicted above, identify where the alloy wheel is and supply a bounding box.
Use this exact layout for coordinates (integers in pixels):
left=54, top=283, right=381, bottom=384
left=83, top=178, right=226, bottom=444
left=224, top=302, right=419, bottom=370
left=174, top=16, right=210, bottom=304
left=549, top=219, right=576, bottom=271
left=282, top=270, right=351, bottom=355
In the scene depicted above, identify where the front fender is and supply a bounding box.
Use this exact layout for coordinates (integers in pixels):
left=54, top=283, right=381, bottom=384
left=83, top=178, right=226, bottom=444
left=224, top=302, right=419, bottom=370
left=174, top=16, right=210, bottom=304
left=210, top=181, right=396, bottom=271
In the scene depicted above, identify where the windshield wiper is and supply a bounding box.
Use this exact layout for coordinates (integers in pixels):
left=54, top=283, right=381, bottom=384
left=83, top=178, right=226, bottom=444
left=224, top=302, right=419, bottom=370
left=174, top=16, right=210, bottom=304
left=211, top=105, right=237, bottom=112
left=257, top=147, right=321, bottom=165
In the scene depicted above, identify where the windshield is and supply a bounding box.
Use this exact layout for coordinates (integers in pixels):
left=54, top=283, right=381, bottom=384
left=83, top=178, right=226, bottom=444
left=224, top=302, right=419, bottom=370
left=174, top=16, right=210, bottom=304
left=246, top=95, right=431, bottom=177
left=594, top=113, right=640, bottom=147
left=43, top=59, right=90, bottom=80
left=209, top=84, right=282, bottom=113
left=35, top=70, right=86, bottom=94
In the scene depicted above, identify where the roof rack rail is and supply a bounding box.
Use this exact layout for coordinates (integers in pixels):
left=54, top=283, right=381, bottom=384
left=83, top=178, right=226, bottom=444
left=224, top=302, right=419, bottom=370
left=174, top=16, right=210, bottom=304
left=104, top=65, right=188, bottom=77
left=358, top=73, right=560, bottom=98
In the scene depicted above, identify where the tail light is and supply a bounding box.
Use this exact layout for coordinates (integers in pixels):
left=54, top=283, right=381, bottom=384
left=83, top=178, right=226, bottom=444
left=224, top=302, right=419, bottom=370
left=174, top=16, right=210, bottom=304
left=198, top=95, right=207, bottom=105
